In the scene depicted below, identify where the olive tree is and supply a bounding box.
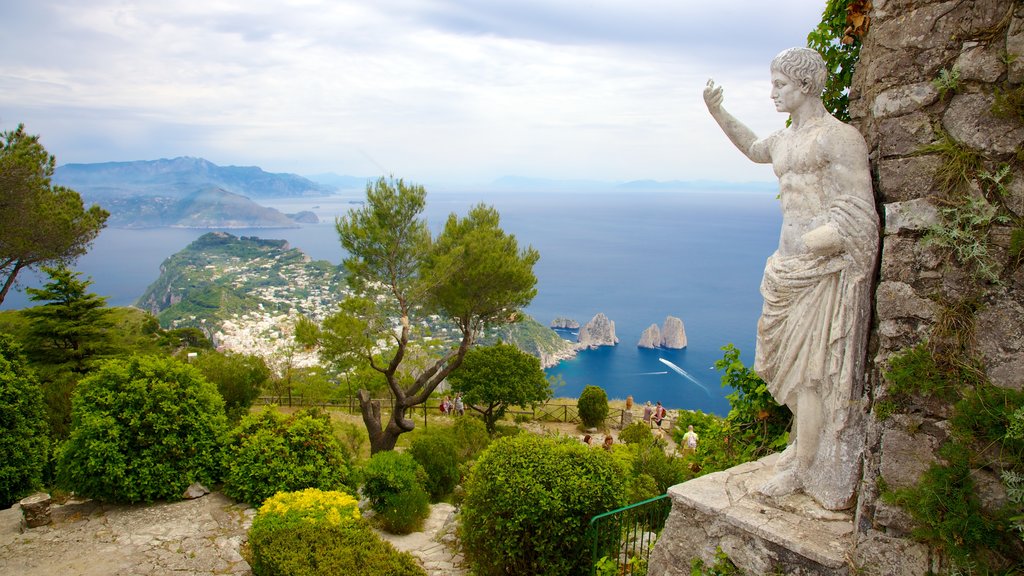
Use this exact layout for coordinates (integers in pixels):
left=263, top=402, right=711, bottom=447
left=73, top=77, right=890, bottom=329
left=447, top=342, right=552, bottom=433
left=305, top=177, right=538, bottom=453
left=0, top=124, right=108, bottom=305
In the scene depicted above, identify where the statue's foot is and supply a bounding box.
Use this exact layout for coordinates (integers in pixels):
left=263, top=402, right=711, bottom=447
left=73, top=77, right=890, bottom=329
left=759, top=469, right=800, bottom=498
left=775, top=442, right=797, bottom=469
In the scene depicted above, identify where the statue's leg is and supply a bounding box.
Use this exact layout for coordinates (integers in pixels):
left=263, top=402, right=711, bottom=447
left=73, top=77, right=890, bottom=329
left=796, top=387, right=822, bottom=471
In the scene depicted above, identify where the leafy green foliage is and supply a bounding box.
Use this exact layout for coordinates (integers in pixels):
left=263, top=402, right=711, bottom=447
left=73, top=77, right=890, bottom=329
left=409, top=433, right=460, bottom=501
left=192, top=351, right=271, bottom=422
left=221, top=408, right=352, bottom=506
left=578, top=385, right=610, bottom=428
left=460, top=434, right=627, bottom=576
left=0, top=124, right=108, bottom=307
left=619, top=421, right=655, bottom=445
left=0, top=334, right=49, bottom=508
left=933, top=67, right=962, bottom=100
left=449, top=415, right=491, bottom=462
left=927, top=195, right=1010, bottom=283
left=22, top=265, right=113, bottom=371
left=247, top=488, right=425, bottom=576
left=674, top=346, right=791, bottom=475
left=316, top=176, right=539, bottom=453
left=360, top=450, right=430, bottom=534
left=447, top=342, right=552, bottom=433
left=884, top=445, right=1003, bottom=570
left=56, top=355, right=226, bottom=503
left=883, top=343, right=975, bottom=407
left=805, top=0, right=866, bottom=121
left=690, top=547, right=742, bottom=576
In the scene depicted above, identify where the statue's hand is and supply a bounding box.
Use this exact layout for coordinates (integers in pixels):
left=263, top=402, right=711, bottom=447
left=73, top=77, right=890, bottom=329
left=803, top=224, right=843, bottom=257
left=704, top=79, right=724, bottom=112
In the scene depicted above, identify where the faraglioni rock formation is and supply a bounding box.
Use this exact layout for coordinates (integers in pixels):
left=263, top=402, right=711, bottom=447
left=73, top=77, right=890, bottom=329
left=638, top=324, right=662, bottom=348
left=661, top=316, right=687, bottom=349
left=576, top=313, right=618, bottom=349
left=638, top=316, right=688, bottom=349
left=550, top=317, right=580, bottom=329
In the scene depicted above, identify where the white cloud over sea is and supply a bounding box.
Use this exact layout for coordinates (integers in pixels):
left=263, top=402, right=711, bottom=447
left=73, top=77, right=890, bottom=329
left=1, top=1, right=826, bottom=186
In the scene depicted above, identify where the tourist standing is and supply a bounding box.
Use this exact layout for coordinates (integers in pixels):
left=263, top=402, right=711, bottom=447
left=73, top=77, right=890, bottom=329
left=653, top=401, right=667, bottom=428
left=682, top=425, right=699, bottom=455
left=643, top=401, right=653, bottom=426
left=454, top=393, right=465, bottom=416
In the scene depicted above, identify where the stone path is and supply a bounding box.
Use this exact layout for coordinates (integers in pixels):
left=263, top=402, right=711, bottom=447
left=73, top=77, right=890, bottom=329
left=0, top=493, right=466, bottom=576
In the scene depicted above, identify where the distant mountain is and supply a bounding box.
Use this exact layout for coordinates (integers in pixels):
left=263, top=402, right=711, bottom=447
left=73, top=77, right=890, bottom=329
left=54, top=157, right=335, bottom=200
left=97, top=187, right=301, bottom=229
left=52, top=157, right=340, bottom=228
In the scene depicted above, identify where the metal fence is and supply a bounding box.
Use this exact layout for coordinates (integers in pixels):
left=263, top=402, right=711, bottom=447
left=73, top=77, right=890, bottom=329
left=588, top=494, right=672, bottom=576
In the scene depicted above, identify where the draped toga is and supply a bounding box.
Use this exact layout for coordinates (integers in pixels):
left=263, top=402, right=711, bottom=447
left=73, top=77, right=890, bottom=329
left=753, top=192, right=879, bottom=510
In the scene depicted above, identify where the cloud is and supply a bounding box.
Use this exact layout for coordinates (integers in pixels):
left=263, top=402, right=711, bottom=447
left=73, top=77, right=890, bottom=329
left=0, top=0, right=826, bottom=185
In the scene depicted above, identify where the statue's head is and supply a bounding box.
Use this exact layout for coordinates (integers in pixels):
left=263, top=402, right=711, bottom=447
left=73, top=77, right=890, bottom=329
left=770, top=47, right=826, bottom=95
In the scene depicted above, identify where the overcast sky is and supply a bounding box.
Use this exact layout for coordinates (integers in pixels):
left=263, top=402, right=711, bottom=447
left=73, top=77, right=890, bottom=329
left=2, top=1, right=827, bottom=187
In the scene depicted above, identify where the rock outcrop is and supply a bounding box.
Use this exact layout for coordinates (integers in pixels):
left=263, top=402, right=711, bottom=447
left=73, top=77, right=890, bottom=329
left=660, top=316, right=687, bottom=349
left=638, top=324, right=662, bottom=348
left=577, top=313, right=618, bottom=349
left=550, top=317, right=580, bottom=329
left=637, top=316, right=687, bottom=349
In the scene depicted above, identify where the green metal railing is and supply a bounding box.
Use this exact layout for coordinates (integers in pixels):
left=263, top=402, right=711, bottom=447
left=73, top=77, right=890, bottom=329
left=588, top=494, right=672, bottom=575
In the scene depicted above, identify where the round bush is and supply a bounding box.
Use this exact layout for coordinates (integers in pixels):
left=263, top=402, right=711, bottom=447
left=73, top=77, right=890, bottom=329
left=461, top=433, right=628, bottom=576
left=222, top=408, right=352, bottom=506
left=450, top=415, right=490, bottom=462
left=248, top=488, right=425, bottom=576
left=0, top=335, right=49, bottom=508
left=619, top=421, right=655, bottom=445
left=361, top=450, right=430, bottom=534
left=56, top=355, right=226, bottom=503
left=409, top=433, right=459, bottom=501
left=577, top=385, right=609, bottom=428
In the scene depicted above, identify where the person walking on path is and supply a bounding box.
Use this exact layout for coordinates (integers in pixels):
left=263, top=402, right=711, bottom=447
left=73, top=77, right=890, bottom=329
left=454, top=393, right=465, bottom=416
left=643, top=401, right=653, bottom=426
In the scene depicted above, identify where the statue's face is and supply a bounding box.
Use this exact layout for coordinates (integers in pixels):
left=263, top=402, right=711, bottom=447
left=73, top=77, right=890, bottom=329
left=770, top=71, right=806, bottom=114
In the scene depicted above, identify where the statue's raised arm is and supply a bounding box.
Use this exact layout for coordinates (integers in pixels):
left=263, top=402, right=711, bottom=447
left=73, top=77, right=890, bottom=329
left=703, top=79, right=772, bottom=164
left=704, top=47, right=879, bottom=512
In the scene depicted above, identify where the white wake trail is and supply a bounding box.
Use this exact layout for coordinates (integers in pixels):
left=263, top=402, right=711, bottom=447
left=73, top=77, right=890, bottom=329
left=658, top=358, right=711, bottom=395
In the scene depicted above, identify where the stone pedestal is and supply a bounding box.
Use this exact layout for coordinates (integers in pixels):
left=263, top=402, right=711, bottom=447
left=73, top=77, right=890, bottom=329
left=649, top=455, right=856, bottom=575
left=648, top=455, right=931, bottom=575
left=19, top=492, right=52, bottom=529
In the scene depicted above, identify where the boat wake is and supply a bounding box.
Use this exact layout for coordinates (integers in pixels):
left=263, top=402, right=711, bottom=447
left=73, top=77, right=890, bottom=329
left=658, top=358, right=711, bottom=395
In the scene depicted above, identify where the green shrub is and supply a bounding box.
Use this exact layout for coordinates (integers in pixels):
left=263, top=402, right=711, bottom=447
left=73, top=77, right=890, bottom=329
left=0, top=335, right=49, bottom=508
left=409, top=433, right=460, bottom=501
left=222, top=408, right=352, bottom=506
left=461, top=433, right=628, bottom=576
left=619, top=421, right=655, bottom=445
left=56, top=355, right=226, bottom=503
left=361, top=450, right=430, bottom=534
left=248, top=488, right=425, bottom=576
left=450, top=415, right=490, bottom=462
left=578, top=385, right=609, bottom=428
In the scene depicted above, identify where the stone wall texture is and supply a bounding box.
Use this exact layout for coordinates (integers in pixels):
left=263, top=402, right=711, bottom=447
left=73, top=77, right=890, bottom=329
left=851, top=0, right=1024, bottom=570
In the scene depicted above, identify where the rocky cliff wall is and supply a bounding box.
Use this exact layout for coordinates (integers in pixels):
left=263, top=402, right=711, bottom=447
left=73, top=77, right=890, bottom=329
left=850, top=0, right=1024, bottom=570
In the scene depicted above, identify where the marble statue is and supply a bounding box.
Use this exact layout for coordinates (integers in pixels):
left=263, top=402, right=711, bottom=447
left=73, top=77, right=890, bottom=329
left=703, top=47, right=879, bottom=511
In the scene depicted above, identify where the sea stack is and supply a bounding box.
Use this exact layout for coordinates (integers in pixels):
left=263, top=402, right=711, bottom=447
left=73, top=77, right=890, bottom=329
left=637, top=316, right=687, bottom=349
left=577, top=313, right=618, bottom=349
left=550, top=317, right=580, bottom=329
left=660, top=316, right=687, bottom=349
left=638, top=324, right=662, bottom=348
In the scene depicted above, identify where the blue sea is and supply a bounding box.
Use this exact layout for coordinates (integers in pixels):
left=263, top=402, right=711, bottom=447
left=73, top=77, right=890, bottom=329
left=1, top=189, right=781, bottom=416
